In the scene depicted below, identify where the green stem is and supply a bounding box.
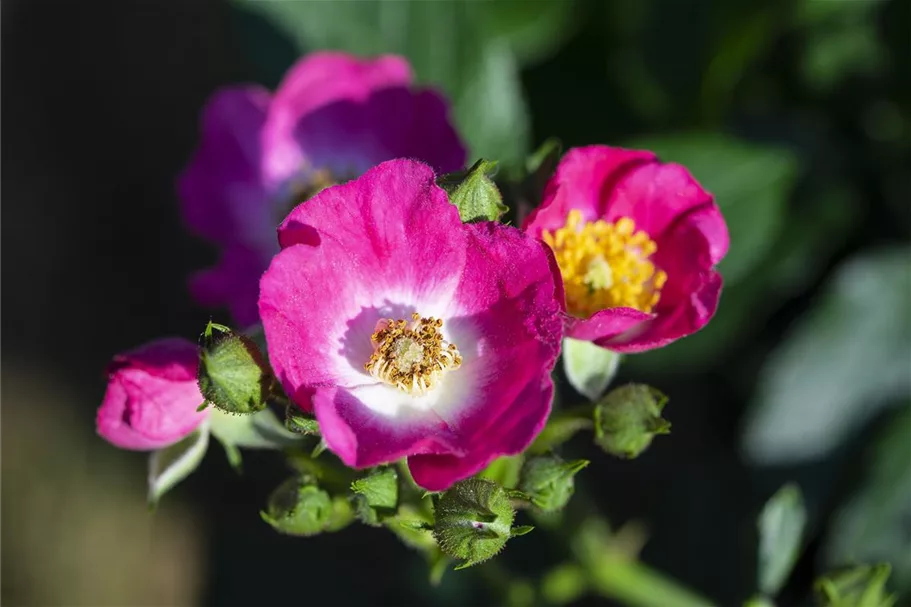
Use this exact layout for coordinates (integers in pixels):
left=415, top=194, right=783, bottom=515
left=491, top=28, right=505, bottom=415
left=581, top=553, right=716, bottom=607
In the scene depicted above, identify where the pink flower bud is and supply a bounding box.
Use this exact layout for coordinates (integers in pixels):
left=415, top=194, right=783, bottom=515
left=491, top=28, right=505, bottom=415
left=96, top=338, right=208, bottom=450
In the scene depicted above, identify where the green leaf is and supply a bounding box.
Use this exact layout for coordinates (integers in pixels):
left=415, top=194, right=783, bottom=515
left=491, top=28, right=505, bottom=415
left=563, top=337, right=621, bottom=401
left=232, top=0, right=549, bottom=165
left=743, top=248, right=911, bottom=464
left=147, top=423, right=210, bottom=506
left=624, top=133, right=799, bottom=286
left=757, top=484, right=807, bottom=596
left=822, top=407, right=911, bottom=593
left=438, top=159, right=507, bottom=223
left=197, top=321, right=274, bottom=415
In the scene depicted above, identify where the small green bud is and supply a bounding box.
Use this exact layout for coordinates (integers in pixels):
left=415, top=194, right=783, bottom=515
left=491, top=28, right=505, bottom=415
left=594, top=384, right=671, bottom=458
left=518, top=455, right=589, bottom=512
left=260, top=476, right=333, bottom=537
left=351, top=467, right=398, bottom=526
left=433, top=478, right=528, bottom=570
left=198, top=322, right=274, bottom=415
left=437, top=159, right=507, bottom=223
left=815, top=564, right=896, bottom=607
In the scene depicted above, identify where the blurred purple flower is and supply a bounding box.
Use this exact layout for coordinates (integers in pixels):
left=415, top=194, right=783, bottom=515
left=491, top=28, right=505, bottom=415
left=179, top=52, right=467, bottom=326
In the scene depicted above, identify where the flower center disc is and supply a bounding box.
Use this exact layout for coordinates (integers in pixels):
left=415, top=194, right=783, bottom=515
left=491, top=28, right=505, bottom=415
left=542, top=210, right=668, bottom=318
left=365, top=312, right=462, bottom=395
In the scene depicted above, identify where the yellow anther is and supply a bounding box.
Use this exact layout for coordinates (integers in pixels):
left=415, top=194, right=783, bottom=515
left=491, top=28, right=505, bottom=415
left=364, top=313, right=462, bottom=395
left=542, top=210, right=667, bottom=318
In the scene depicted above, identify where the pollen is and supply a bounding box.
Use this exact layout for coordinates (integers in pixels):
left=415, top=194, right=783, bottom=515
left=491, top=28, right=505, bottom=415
left=364, top=312, right=462, bottom=395
left=542, top=210, right=668, bottom=318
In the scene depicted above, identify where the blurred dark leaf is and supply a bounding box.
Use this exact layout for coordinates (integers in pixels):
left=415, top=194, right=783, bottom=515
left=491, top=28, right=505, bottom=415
left=628, top=175, right=857, bottom=374
left=233, top=0, right=577, bottom=165
left=822, top=406, right=911, bottom=593
left=795, top=0, right=888, bottom=91
left=743, top=247, right=911, bottom=464
left=625, top=132, right=800, bottom=285
left=757, top=484, right=807, bottom=596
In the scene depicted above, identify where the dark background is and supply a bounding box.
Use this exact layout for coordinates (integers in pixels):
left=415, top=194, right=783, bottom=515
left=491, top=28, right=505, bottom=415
left=3, top=0, right=909, bottom=606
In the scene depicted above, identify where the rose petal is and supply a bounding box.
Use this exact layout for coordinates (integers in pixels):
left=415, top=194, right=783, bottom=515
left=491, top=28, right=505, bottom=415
left=523, top=145, right=657, bottom=239
left=178, top=87, right=271, bottom=245
left=262, top=52, right=413, bottom=186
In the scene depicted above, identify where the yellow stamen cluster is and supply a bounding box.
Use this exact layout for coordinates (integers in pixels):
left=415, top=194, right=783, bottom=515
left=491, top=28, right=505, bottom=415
left=364, top=313, right=462, bottom=395
left=542, top=210, right=668, bottom=318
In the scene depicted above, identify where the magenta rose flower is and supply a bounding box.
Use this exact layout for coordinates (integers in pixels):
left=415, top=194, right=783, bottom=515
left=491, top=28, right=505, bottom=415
left=523, top=145, right=729, bottom=353
left=259, top=159, right=563, bottom=491
left=179, top=52, right=467, bottom=327
left=97, top=338, right=207, bottom=450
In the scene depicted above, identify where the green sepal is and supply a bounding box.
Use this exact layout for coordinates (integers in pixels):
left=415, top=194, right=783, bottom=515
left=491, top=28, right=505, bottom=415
left=432, top=478, right=525, bottom=570
left=594, top=384, right=671, bottom=459
left=285, top=406, right=320, bottom=436
left=438, top=159, right=507, bottom=223
left=351, top=467, right=399, bottom=526
left=518, top=455, right=589, bottom=512
left=197, top=321, right=274, bottom=415
left=147, top=422, right=210, bottom=507
left=510, top=525, right=535, bottom=537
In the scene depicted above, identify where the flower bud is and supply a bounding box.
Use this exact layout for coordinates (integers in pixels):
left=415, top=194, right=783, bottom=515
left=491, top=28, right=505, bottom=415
left=432, top=478, right=529, bottom=569
left=594, top=384, right=670, bottom=459
left=260, top=476, right=333, bottom=537
left=97, top=338, right=208, bottom=450
left=518, top=455, right=589, bottom=512
left=197, top=322, right=274, bottom=415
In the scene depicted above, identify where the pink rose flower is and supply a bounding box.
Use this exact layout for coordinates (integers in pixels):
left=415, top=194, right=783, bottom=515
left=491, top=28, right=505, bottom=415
left=97, top=338, right=207, bottom=450
left=523, top=145, right=729, bottom=353
left=179, top=52, right=467, bottom=326
left=259, top=159, right=563, bottom=491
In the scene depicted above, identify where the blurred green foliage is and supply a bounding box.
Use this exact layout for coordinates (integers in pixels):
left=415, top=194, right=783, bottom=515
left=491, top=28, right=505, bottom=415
left=227, top=0, right=909, bottom=603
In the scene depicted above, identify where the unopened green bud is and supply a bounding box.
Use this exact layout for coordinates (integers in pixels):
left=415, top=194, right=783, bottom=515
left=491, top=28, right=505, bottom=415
left=594, top=384, right=670, bottom=458
left=518, top=455, right=589, bottom=512
left=260, top=476, right=332, bottom=537
left=433, top=478, right=530, bottom=570
left=815, top=564, right=896, bottom=607
left=198, top=322, right=274, bottom=415
left=351, top=467, right=398, bottom=526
